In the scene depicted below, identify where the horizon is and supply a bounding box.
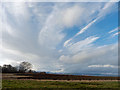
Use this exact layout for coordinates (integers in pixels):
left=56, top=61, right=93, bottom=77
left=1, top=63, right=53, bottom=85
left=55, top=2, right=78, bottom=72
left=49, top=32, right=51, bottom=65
left=0, top=2, right=119, bottom=76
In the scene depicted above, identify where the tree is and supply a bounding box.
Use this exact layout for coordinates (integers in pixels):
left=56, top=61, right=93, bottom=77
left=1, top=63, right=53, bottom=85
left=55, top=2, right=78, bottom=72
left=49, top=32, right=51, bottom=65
left=0, top=65, right=2, bottom=73
left=19, top=61, right=32, bottom=73
left=2, top=64, right=18, bottom=73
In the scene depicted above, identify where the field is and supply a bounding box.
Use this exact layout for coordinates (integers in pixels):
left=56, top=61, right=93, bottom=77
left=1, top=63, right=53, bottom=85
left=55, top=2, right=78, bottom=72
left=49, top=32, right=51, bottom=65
left=2, top=79, right=119, bottom=89
left=1, top=73, right=120, bottom=89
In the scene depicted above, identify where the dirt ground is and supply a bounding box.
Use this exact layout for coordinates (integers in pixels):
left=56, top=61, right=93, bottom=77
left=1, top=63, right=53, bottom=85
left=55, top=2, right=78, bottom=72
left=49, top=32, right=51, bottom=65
left=2, top=73, right=119, bottom=82
left=2, top=73, right=32, bottom=79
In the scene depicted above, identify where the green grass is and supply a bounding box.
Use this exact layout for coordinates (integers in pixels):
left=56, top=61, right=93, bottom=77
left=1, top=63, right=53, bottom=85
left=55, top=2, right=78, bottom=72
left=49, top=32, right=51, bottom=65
left=2, top=80, right=119, bottom=89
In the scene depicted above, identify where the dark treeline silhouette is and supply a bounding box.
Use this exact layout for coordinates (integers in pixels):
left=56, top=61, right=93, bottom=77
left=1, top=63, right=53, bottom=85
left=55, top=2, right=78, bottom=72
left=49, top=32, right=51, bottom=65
left=1, top=61, right=36, bottom=73
left=2, top=64, right=18, bottom=73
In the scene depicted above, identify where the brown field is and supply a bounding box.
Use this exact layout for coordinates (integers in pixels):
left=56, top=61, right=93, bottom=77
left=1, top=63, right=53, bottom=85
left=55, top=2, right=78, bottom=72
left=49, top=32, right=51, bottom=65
left=2, top=73, right=119, bottom=80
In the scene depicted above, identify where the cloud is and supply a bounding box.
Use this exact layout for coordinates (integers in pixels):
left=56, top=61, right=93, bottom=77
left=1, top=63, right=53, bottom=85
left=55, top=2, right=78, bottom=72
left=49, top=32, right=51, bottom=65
left=1, top=2, right=57, bottom=70
left=88, top=64, right=118, bottom=68
left=63, top=2, right=117, bottom=47
left=60, top=43, right=117, bottom=63
left=108, top=27, right=120, bottom=37
left=39, top=3, right=102, bottom=48
left=62, top=5, right=84, bottom=27
left=112, top=32, right=119, bottom=37
left=0, top=2, right=118, bottom=75
left=1, top=0, right=119, bottom=2
left=38, top=4, right=66, bottom=49
left=75, top=19, right=98, bottom=36
left=109, top=27, right=118, bottom=33
left=67, top=36, right=99, bottom=54
left=63, top=38, right=72, bottom=47
left=59, top=43, right=118, bottom=73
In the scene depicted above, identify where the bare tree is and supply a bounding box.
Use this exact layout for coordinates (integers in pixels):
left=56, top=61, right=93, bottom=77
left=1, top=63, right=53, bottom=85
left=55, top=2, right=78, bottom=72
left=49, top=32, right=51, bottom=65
left=19, top=62, right=32, bottom=73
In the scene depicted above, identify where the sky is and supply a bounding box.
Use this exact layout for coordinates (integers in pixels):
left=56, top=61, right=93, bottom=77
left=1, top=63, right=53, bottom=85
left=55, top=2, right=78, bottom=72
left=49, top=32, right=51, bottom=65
left=0, top=1, right=119, bottom=76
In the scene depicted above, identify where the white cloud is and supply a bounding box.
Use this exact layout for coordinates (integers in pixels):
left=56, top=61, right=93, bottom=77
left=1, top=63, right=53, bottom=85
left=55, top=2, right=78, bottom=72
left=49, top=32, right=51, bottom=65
left=112, top=32, right=119, bottom=37
left=62, top=5, right=84, bottom=27
left=38, top=5, right=64, bottom=49
left=63, top=2, right=117, bottom=47
left=60, top=43, right=117, bottom=64
left=68, top=36, right=99, bottom=53
left=59, top=43, right=118, bottom=73
left=4, top=2, right=31, bottom=23
left=88, top=64, right=117, bottom=68
left=63, top=38, right=72, bottom=47
left=75, top=18, right=98, bottom=36
left=109, top=27, right=118, bottom=33
left=108, top=27, right=119, bottom=38
left=39, top=3, right=100, bottom=48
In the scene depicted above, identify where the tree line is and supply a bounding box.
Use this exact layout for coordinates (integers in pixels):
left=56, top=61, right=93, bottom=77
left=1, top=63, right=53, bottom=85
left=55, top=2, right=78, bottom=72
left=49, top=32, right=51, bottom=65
left=0, top=61, right=36, bottom=73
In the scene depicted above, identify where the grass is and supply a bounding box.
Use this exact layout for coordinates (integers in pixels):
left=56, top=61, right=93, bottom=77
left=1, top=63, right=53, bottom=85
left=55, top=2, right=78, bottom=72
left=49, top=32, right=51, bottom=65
left=2, top=79, right=120, bottom=89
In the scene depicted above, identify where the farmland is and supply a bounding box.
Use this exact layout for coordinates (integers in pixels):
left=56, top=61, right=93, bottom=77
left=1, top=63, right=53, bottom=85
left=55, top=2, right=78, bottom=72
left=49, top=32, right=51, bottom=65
left=2, top=79, right=119, bottom=89
left=1, top=73, right=120, bottom=89
left=3, top=73, right=118, bottom=80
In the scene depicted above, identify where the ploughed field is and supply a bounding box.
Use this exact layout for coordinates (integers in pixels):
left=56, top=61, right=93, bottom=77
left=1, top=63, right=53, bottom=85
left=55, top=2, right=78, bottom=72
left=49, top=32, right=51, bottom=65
left=2, top=73, right=118, bottom=80
left=2, top=73, right=120, bottom=89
